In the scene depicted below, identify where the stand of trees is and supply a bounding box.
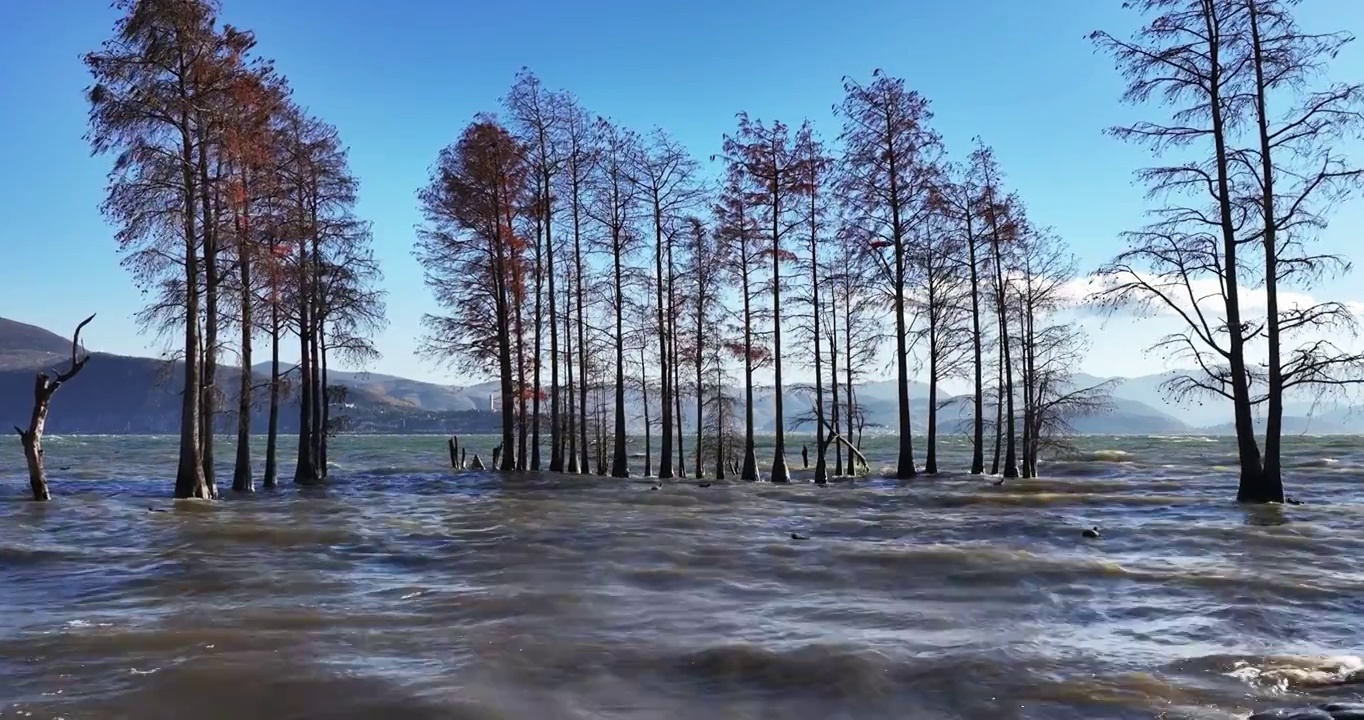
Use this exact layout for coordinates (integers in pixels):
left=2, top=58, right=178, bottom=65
left=1090, top=0, right=1364, bottom=503
left=74, top=0, right=1357, bottom=505
left=84, top=0, right=386, bottom=499
left=415, top=67, right=1111, bottom=486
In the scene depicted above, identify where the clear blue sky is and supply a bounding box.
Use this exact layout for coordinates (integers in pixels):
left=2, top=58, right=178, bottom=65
left=2, top=0, right=1361, bottom=385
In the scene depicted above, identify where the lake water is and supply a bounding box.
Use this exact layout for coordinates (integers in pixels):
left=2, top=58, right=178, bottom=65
left=2, top=433, right=1362, bottom=719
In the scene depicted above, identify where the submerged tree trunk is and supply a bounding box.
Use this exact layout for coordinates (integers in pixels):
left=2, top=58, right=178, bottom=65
left=574, top=195, right=590, bottom=475
left=565, top=282, right=579, bottom=473
left=610, top=242, right=629, bottom=478
left=966, top=214, right=985, bottom=475
left=653, top=203, right=673, bottom=480
left=991, top=352, right=1004, bottom=475
left=14, top=315, right=95, bottom=502
left=1246, top=0, right=1285, bottom=503
left=515, top=285, right=528, bottom=471
left=926, top=330, right=939, bottom=475
left=740, top=250, right=759, bottom=482
left=175, top=113, right=210, bottom=501
left=641, top=343, right=653, bottom=478
left=198, top=123, right=219, bottom=497
left=988, top=212, right=1018, bottom=479
left=546, top=198, right=562, bottom=473
left=232, top=236, right=254, bottom=493
left=263, top=300, right=281, bottom=488
left=319, top=326, right=330, bottom=476
left=810, top=189, right=827, bottom=486
left=843, top=280, right=856, bottom=477
left=829, top=323, right=843, bottom=477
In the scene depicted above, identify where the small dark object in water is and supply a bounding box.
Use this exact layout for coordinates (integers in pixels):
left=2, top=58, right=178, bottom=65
left=1286, top=496, right=1304, bottom=506
left=649, top=484, right=661, bottom=491
left=1250, top=702, right=1364, bottom=720
left=469, top=455, right=485, bottom=470
left=59, top=465, right=71, bottom=471
left=992, top=477, right=1005, bottom=487
left=147, top=507, right=167, bottom=513
left=790, top=532, right=808, bottom=541
left=697, top=482, right=712, bottom=488
left=1081, top=526, right=1101, bottom=539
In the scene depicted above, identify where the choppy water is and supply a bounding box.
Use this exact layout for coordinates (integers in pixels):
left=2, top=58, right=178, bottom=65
left=2, top=433, right=1363, bottom=719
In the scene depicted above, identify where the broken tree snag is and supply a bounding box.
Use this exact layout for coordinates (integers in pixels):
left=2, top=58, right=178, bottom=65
left=448, top=436, right=460, bottom=469
left=14, top=314, right=95, bottom=501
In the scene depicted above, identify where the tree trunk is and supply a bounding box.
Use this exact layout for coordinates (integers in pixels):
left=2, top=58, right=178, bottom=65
left=810, top=189, right=827, bottom=485
left=232, top=223, right=254, bottom=493
left=198, top=120, right=219, bottom=496
left=1200, top=5, right=1266, bottom=500
left=573, top=190, right=590, bottom=475
left=515, top=282, right=528, bottom=472
left=829, top=322, right=842, bottom=477
left=531, top=215, right=544, bottom=472
left=1017, top=293, right=1032, bottom=479
left=546, top=183, right=562, bottom=473
left=652, top=200, right=673, bottom=480
left=988, top=208, right=1018, bottom=479
left=740, top=246, right=759, bottom=482
left=991, top=352, right=1003, bottom=475
left=15, top=319, right=94, bottom=502
left=1247, top=0, right=1285, bottom=503
left=610, top=238, right=630, bottom=478
left=565, top=280, right=579, bottom=473
left=694, top=303, right=705, bottom=479
left=770, top=189, right=790, bottom=484
left=175, top=108, right=210, bottom=501
left=319, top=326, right=330, bottom=475
left=926, top=331, right=939, bottom=475
left=294, top=299, right=318, bottom=484
left=264, top=299, right=280, bottom=488
left=18, top=401, right=49, bottom=502
left=641, top=343, right=652, bottom=478
left=966, top=212, right=985, bottom=475
left=843, top=279, right=856, bottom=477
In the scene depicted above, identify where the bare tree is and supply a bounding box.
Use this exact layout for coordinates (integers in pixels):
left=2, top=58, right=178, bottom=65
left=1089, top=0, right=1265, bottom=498
left=1236, top=0, right=1364, bottom=497
left=13, top=315, right=96, bottom=502
left=836, top=70, right=943, bottom=479
left=585, top=118, right=643, bottom=478
left=632, top=129, right=704, bottom=479
left=714, top=163, right=770, bottom=481
left=85, top=0, right=231, bottom=499
left=505, top=69, right=567, bottom=472
left=416, top=117, right=530, bottom=472
left=722, top=114, right=807, bottom=483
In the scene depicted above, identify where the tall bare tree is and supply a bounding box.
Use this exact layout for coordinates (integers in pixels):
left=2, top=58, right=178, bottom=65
left=632, top=129, right=703, bottom=479
left=585, top=118, right=642, bottom=478
left=416, top=117, right=529, bottom=472
left=836, top=70, right=942, bottom=479
left=1090, top=0, right=1265, bottom=498
left=1237, top=0, right=1364, bottom=498
left=85, top=0, right=232, bottom=499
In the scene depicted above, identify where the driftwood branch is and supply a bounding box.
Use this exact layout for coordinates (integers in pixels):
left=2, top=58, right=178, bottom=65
left=16, top=314, right=96, bottom=501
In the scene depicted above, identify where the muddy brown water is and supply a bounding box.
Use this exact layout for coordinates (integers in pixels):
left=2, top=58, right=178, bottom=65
left=1, top=434, right=1362, bottom=719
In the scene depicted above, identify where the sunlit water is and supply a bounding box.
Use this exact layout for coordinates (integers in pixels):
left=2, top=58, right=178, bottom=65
left=2, top=433, right=1363, bottom=719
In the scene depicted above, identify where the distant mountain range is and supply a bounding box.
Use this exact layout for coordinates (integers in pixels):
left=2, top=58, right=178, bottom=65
left=1, top=316, right=1359, bottom=435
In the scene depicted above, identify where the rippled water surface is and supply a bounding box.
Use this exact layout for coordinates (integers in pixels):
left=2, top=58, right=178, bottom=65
left=2, top=434, right=1363, bottom=719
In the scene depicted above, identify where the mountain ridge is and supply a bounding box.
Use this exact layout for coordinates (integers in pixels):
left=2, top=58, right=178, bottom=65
left=2, top=316, right=1358, bottom=435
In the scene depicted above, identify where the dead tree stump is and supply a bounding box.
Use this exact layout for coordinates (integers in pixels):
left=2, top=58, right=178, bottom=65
left=13, top=314, right=95, bottom=501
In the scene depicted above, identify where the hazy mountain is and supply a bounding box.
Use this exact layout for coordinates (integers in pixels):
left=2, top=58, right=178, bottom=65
left=0, top=317, right=501, bottom=434
left=1074, top=371, right=1364, bottom=434
left=7, top=315, right=1347, bottom=435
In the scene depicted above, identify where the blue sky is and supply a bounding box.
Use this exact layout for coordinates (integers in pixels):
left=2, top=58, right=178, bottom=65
left=1, top=0, right=1361, bottom=385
